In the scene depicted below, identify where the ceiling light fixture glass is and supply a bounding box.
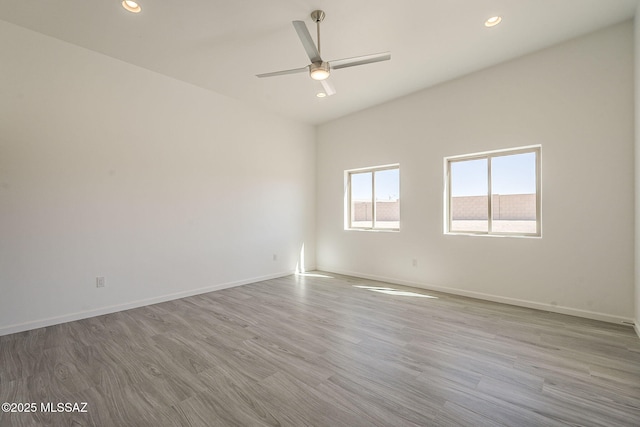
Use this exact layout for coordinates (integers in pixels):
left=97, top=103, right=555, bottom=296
left=122, top=0, right=141, bottom=13
left=316, top=92, right=327, bottom=98
left=309, top=62, right=330, bottom=81
left=485, top=16, right=502, bottom=27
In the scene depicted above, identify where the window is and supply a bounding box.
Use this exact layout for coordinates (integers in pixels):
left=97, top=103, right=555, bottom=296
left=445, top=146, right=540, bottom=236
left=346, top=165, right=400, bottom=231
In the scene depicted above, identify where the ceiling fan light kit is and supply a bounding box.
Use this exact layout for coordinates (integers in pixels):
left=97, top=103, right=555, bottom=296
left=256, top=10, right=390, bottom=96
left=309, top=62, right=330, bottom=80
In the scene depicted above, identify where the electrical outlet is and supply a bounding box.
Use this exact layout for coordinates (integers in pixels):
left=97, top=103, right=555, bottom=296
left=412, top=259, right=418, bottom=267
left=272, top=254, right=278, bottom=261
left=96, top=277, right=105, bottom=288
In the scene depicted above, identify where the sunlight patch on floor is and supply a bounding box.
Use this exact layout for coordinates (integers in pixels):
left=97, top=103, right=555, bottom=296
left=296, top=272, right=334, bottom=278
left=353, top=285, right=438, bottom=298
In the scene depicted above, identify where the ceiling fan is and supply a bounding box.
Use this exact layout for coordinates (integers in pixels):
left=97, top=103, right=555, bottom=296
left=256, top=10, right=391, bottom=97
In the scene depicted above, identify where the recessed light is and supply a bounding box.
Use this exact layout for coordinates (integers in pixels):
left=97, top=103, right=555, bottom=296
left=485, top=16, right=502, bottom=27
left=122, top=0, right=141, bottom=13
left=316, top=92, right=327, bottom=98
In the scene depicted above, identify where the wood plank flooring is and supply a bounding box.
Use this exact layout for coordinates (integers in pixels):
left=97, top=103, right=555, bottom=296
left=1, top=272, right=639, bottom=426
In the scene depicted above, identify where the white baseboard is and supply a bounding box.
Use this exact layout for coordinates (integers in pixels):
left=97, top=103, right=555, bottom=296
left=0, top=271, right=294, bottom=337
left=318, top=267, right=635, bottom=326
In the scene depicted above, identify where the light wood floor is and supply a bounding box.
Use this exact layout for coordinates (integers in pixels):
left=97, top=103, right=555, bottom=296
left=1, top=272, right=639, bottom=426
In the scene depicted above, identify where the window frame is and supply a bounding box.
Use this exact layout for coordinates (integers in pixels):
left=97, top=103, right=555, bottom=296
left=444, top=146, right=541, bottom=237
left=345, top=164, right=400, bottom=232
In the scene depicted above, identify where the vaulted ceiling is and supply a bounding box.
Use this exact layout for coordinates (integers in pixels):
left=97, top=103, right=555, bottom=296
left=1, top=0, right=637, bottom=124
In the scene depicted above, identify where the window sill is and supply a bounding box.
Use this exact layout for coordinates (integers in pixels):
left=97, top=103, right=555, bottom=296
left=346, top=228, right=400, bottom=233
left=445, top=231, right=541, bottom=239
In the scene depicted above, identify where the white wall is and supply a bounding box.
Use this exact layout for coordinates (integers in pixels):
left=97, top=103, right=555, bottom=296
left=317, top=22, right=635, bottom=323
left=635, top=5, right=640, bottom=336
left=0, top=20, right=316, bottom=335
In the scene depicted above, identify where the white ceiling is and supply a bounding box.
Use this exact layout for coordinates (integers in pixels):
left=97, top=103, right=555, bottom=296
left=1, top=0, right=637, bottom=125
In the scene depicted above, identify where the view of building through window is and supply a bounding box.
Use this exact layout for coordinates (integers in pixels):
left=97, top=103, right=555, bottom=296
left=349, top=166, right=399, bottom=230
left=448, top=148, right=539, bottom=236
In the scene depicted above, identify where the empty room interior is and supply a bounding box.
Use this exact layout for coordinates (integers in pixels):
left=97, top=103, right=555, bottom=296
left=2, top=0, right=640, bottom=426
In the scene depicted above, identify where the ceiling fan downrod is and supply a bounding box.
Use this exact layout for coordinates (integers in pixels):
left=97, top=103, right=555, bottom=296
left=311, top=10, right=325, bottom=55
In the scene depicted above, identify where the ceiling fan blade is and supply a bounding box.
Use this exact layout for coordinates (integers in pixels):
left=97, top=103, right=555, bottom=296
left=292, top=20, right=322, bottom=63
left=329, top=52, right=391, bottom=70
left=320, top=79, right=336, bottom=96
left=256, top=66, right=308, bottom=78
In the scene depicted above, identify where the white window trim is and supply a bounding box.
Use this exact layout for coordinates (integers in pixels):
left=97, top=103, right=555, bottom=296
left=345, top=164, right=400, bottom=232
left=444, top=145, right=541, bottom=237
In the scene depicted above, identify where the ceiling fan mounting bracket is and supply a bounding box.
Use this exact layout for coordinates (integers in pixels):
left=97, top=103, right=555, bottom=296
left=311, top=10, right=325, bottom=23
